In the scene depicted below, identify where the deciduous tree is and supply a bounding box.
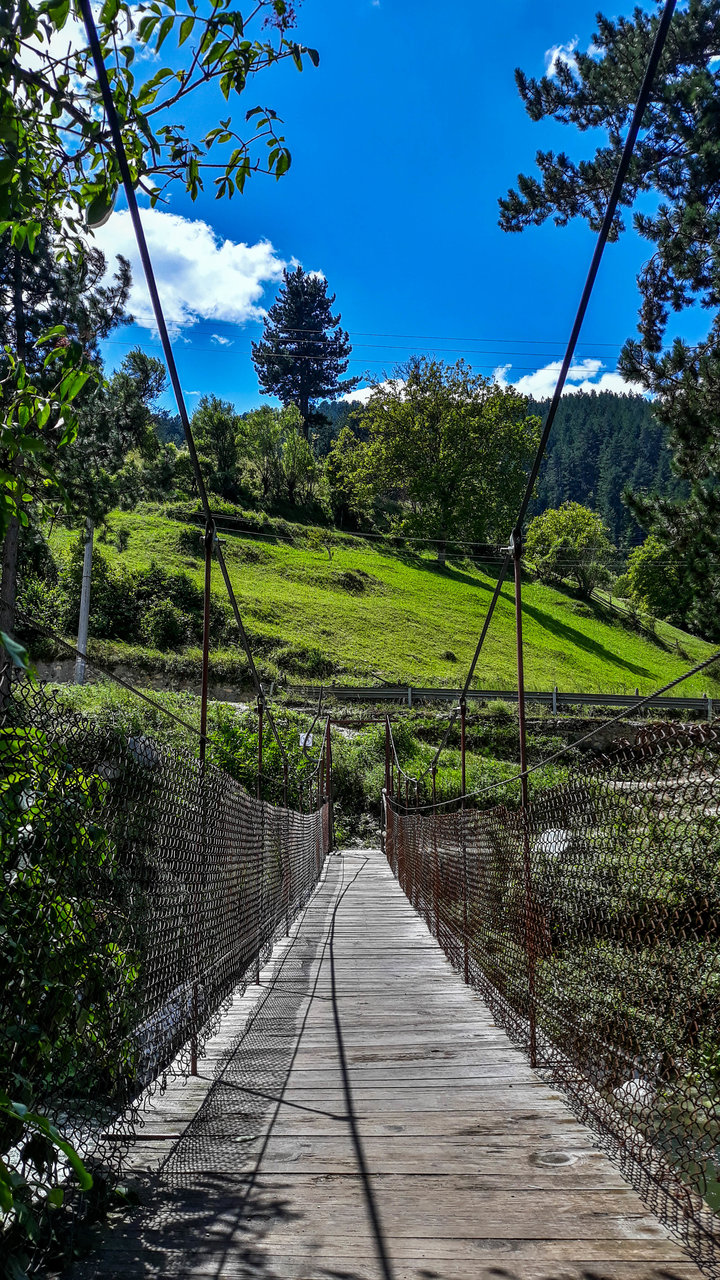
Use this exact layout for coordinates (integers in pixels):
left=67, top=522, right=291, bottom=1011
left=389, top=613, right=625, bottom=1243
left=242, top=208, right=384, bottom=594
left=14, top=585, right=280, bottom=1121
left=525, top=502, right=615, bottom=598
left=359, top=358, right=539, bottom=563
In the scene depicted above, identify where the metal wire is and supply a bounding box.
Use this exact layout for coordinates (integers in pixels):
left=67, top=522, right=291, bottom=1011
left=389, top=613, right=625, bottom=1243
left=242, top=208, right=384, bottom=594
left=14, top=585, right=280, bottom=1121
left=0, top=666, right=330, bottom=1265
left=386, top=719, right=720, bottom=1275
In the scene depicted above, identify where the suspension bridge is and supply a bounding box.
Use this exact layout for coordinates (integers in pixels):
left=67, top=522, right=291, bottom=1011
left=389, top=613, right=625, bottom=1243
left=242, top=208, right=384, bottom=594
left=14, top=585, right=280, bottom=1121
left=4, top=0, right=720, bottom=1275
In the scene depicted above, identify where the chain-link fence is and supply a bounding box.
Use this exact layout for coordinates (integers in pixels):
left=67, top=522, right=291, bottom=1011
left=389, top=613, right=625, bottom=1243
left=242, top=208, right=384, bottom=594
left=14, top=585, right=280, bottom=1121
left=385, top=721, right=720, bottom=1276
left=1, top=672, right=329, bottom=1272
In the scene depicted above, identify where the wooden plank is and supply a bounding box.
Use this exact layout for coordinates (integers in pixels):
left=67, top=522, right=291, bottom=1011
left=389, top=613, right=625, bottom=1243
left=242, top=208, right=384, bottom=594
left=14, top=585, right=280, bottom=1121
left=82, top=849, right=707, bottom=1279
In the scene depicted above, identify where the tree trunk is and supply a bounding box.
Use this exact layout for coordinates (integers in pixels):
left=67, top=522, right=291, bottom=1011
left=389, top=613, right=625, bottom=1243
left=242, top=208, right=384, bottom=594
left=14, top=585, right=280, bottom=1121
left=0, top=248, right=26, bottom=655
left=75, top=518, right=94, bottom=685
left=299, top=390, right=310, bottom=439
left=436, top=535, right=447, bottom=567
left=0, top=517, right=19, bottom=637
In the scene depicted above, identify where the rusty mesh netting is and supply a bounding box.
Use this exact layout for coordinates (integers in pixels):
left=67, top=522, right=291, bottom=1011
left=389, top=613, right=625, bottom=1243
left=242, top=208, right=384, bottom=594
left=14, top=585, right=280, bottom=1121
left=385, top=720, right=720, bottom=1274
left=1, top=672, right=329, bottom=1265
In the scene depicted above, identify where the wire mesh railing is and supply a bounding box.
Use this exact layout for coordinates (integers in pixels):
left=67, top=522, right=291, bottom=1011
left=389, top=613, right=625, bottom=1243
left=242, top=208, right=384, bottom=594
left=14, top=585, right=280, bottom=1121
left=384, top=719, right=720, bottom=1275
left=1, top=670, right=330, bottom=1269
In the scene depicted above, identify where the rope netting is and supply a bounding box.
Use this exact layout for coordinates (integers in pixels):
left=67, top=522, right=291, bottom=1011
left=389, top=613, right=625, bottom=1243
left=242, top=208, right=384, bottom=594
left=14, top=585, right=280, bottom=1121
left=0, top=671, right=330, bottom=1264
left=385, top=720, right=720, bottom=1274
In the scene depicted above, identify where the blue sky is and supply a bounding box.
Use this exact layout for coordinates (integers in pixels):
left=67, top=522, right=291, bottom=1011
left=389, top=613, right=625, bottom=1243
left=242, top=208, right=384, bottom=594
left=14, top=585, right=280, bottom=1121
left=95, top=0, right=689, bottom=412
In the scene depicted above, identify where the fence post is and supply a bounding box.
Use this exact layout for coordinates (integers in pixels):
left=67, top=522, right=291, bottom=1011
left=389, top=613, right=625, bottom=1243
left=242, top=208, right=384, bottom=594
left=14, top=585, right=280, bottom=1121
left=706, top=692, right=712, bottom=723
left=460, top=696, right=469, bottom=983
left=512, top=529, right=537, bottom=1069
left=408, top=685, right=412, bottom=708
left=552, top=684, right=558, bottom=715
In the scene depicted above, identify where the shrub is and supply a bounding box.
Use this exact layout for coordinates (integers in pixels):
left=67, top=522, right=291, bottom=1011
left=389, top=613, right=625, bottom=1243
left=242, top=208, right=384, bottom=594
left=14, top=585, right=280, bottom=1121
left=17, top=575, right=70, bottom=634
left=140, top=600, right=191, bottom=650
left=273, top=642, right=335, bottom=678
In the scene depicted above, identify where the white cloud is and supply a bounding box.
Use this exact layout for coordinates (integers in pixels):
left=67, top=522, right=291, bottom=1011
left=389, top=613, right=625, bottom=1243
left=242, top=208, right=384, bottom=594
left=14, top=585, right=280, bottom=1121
left=494, top=358, right=644, bottom=399
left=92, top=209, right=288, bottom=333
left=545, top=37, right=578, bottom=77
left=341, top=378, right=405, bottom=405
left=211, top=334, right=234, bottom=347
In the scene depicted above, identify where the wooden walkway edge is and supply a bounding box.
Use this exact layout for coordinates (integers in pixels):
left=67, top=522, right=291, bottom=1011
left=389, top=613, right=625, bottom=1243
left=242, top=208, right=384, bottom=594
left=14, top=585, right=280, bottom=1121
left=81, top=849, right=705, bottom=1280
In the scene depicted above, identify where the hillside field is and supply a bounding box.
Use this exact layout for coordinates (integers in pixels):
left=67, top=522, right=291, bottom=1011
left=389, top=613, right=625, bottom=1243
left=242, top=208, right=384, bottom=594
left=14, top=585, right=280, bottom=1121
left=45, top=507, right=720, bottom=697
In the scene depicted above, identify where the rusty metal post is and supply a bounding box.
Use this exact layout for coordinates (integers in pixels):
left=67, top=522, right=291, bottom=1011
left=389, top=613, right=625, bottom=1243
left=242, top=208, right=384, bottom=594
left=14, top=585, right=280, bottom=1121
left=385, top=717, right=391, bottom=797
left=257, top=698, right=263, bottom=802
left=512, top=529, right=537, bottom=1068
left=191, top=520, right=214, bottom=1076
left=432, top=765, right=440, bottom=939
left=325, top=717, right=334, bottom=852
left=460, top=696, right=467, bottom=800
left=255, top=696, right=264, bottom=983
left=460, top=696, right=469, bottom=983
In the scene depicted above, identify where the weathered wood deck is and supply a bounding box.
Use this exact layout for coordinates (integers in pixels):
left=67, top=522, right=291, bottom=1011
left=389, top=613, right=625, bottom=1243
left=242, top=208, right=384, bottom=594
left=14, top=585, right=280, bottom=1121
left=84, top=849, right=704, bottom=1279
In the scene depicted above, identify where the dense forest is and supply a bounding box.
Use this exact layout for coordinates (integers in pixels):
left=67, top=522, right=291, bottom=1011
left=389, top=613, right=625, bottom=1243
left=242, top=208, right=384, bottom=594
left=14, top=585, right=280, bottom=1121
left=527, top=391, right=682, bottom=547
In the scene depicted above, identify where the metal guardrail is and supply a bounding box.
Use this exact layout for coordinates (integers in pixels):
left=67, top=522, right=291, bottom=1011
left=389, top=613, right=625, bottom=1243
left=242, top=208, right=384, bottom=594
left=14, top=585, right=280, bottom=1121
left=292, top=684, right=716, bottom=718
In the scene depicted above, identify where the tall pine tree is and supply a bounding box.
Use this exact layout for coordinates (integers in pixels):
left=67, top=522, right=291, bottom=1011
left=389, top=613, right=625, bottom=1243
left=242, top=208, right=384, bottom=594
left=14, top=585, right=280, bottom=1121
left=251, top=267, right=360, bottom=439
left=501, top=1, right=720, bottom=636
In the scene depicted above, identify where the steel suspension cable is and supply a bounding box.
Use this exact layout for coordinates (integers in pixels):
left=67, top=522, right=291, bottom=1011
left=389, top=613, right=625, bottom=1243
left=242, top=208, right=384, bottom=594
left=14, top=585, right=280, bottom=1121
left=77, top=0, right=288, bottom=766
left=454, top=0, right=678, bottom=702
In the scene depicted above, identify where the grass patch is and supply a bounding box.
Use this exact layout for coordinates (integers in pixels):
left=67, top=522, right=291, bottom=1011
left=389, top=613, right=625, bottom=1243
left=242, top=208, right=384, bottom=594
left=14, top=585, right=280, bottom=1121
left=42, top=509, right=720, bottom=696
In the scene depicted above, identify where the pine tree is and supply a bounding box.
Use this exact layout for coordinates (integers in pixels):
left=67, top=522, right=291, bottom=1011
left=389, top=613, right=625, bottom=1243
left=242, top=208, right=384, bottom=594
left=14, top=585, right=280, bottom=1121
left=251, top=267, right=360, bottom=438
left=503, top=3, right=720, bottom=634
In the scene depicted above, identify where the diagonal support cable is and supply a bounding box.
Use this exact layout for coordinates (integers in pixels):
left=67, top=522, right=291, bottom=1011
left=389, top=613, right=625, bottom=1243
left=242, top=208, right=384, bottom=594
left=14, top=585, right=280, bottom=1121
left=77, top=0, right=288, bottom=762
left=455, top=0, right=677, bottom=698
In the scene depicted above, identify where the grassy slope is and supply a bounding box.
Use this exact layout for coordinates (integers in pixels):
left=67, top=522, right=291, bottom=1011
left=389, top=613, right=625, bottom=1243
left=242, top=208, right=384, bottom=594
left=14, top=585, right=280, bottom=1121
left=48, top=510, right=720, bottom=696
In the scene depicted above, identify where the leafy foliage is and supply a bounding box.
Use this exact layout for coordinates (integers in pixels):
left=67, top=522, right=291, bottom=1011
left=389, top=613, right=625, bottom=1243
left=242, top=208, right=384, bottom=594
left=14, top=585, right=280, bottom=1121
left=357, top=357, right=540, bottom=559
left=526, top=502, right=615, bottom=598
left=2, top=0, right=317, bottom=251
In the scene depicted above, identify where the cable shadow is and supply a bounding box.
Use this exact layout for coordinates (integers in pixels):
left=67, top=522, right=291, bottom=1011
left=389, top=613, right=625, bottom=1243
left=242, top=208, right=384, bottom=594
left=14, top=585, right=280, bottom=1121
left=75, top=867, right=374, bottom=1280
left=518, top=597, right=656, bottom=677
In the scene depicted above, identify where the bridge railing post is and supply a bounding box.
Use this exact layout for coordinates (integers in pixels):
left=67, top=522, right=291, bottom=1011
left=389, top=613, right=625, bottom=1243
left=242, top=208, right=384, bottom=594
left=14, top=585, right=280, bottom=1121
left=191, top=518, right=214, bottom=1076
left=512, top=529, right=537, bottom=1069
left=325, top=715, right=334, bottom=854
left=460, top=697, right=469, bottom=985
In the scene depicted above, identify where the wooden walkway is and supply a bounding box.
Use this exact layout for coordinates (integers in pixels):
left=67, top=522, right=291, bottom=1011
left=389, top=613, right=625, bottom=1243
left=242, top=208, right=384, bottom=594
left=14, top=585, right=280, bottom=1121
left=84, top=849, right=704, bottom=1280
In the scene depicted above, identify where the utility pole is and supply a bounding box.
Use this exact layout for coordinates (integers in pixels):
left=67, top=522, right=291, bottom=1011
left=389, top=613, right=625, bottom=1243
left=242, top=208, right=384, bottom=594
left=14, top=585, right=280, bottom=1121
left=74, top=518, right=94, bottom=684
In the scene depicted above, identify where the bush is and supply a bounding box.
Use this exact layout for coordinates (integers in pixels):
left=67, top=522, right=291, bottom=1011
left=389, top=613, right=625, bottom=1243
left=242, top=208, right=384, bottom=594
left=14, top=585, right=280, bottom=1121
left=627, top=534, right=692, bottom=624
left=17, top=575, right=70, bottom=634
left=140, top=600, right=191, bottom=650
left=273, top=642, right=335, bottom=678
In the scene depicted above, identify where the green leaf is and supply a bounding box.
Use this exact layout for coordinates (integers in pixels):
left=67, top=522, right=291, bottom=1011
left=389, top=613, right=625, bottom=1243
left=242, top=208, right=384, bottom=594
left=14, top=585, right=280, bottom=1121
left=0, top=631, right=31, bottom=672
left=156, top=15, right=174, bottom=50
left=86, top=188, right=116, bottom=229
left=306, top=47, right=319, bottom=67
left=100, top=0, right=121, bottom=21
left=178, top=15, right=194, bottom=44
left=47, top=1186, right=64, bottom=1206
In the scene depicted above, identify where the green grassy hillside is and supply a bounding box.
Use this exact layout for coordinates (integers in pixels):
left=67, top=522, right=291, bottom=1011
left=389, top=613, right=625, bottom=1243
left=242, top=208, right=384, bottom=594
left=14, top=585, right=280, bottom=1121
left=45, top=507, right=720, bottom=697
